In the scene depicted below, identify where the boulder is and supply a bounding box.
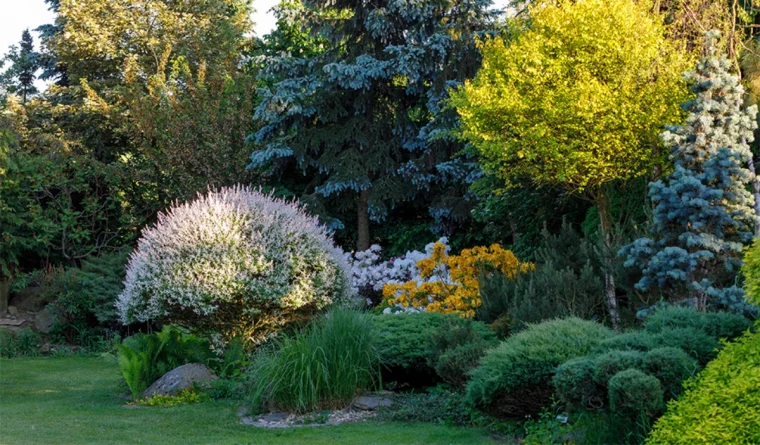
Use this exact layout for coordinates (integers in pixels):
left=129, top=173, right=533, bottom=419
left=11, top=286, right=48, bottom=312
left=143, top=363, right=217, bottom=398
left=352, top=395, right=393, bottom=411
left=34, top=308, right=55, bottom=333
left=7, top=306, right=18, bottom=317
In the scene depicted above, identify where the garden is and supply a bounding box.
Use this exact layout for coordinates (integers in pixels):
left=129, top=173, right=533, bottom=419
left=2, top=0, right=760, bottom=443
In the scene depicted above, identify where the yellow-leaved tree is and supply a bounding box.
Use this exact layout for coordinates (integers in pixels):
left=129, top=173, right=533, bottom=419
left=449, top=0, right=694, bottom=329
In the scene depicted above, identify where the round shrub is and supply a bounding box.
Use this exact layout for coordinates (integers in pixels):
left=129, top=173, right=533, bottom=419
left=466, top=317, right=613, bottom=417
left=643, top=347, right=696, bottom=398
left=435, top=341, right=491, bottom=388
left=553, top=357, right=604, bottom=410
left=651, top=327, right=720, bottom=366
left=644, top=306, right=751, bottom=340
left=608, top=369, right=664, bottom=418
left=116, top=186, right=352, bottom=346
left=373, top=312, right=494, bottom=386
left=647, top=331, right=760, bottom=444
left=594, top=331, right=659, bottom=354
left=593, top=350, right=645, bottom=385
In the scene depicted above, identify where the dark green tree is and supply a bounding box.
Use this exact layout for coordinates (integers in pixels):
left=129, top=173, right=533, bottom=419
left=0, top=30, right=40, bottom=104
left=251, top=0, right=497, bottom=250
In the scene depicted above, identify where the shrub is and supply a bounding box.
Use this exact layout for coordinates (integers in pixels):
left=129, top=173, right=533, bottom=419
left=0, top=329, right=41, bottom=358
left=643, top=347, right=696, bottom=398
left=378, top=387, right=488, bottom=427
left=373, top=312, right=449, bottom=380
left=553, top=358, right=604, bottom=410
left=435, top=342, right=492, bottom=388
left=117, top=186, right=352, bottom=346
left=593, top=350, right=645, bottom=386
left=466, top=317, right=613, bottom=417
left=383, top=241, right=532, bottom=317
left=608, top=369, right=664, bottom=418
left=647, top=331, right=760, bottom=444
left=643, top=306, right=751, bottom=340
left=651, top=327, right=719, bottom=366
left=594, top=332, right=659, bottom=354
left=249, top=307, right=379, bottom=413
left=117, top=327, right=214, bottom=399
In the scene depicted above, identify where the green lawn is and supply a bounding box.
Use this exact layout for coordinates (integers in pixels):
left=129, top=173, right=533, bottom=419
left=0, top=356, right=498, bottom=445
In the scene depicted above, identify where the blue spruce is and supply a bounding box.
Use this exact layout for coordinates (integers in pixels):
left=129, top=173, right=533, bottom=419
left=621, top=32, right=758, bottom=311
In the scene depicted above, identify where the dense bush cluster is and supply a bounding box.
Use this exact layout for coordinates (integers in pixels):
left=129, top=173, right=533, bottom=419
left=117, top=186, right=352, bottom=346
left=647, top=330, right=760, bottom=444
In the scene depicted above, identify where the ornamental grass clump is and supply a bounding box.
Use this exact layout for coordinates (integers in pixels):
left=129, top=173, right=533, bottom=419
left=117, top=186, right=352, bottom=346
left=248, top=307, right=380, bottom=413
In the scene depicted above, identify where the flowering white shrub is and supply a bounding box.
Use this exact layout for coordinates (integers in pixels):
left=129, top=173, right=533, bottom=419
left=117, top=186, right=352, bottom=345
left=344, top=238, right=451, bottom=307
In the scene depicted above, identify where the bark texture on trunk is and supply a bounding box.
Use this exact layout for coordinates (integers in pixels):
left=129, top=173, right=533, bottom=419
left=0, top=277, right=10, bottom=315
left=596, top=193, right=622, bottom=332
left=357, top=189, right=371, bottom=252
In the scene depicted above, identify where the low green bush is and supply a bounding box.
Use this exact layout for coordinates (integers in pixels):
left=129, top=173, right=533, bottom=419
left=0, top=328, right=41, bottom=358
left=466, top=317, right=613, bottom=417
left=553, top=357, right=603, bottom=410
left=594, top=350, right=645, bottom=386
left=373, top=313, right=494, bottom=386
left=651, top=327, right=719, bottom=366
left=643, top=307, right=751, bottom=340
left=435, top=341, right=492, bottom=388
left=647, top=330, right=760, bottom=444
left=594, top=332, right=659, bottom=353
left=117, top=326, right=214, bottom=399
left=249, top=307, right=379, bottom=413
left=608, top=369, right=664, bottom=418
left=642, top=347, right=696, bottom=398
left=378, top=387, right=489, bottom=427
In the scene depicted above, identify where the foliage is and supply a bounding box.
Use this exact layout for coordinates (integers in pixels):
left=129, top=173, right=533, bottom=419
left=0, top=29, right=39, bottom=103
left=116, top=327, right=214, bottom=399
left=378, top=387, right=492, bottom=428
left=372, top=312, right=493, bottom=386
left=135, top=388, right=210, bottom=407
left=553, top=358, right=604, bottom=411
left=742, top=238, right=760, bottom=307
left=608, top=369, right=664, bottom=418
left=117, top=186, right=351, bottom=346
left=594, top=350, right=646, bottom=387
left=383, top=241, right=532, bottom=317
left=622, top=34, right=758, bottom=309
left=465, top=317, right=613, bottom=417
left=251, top=0, right=497, bottom=250
left=643, top=347, right=697, bottom=398
left=434, top=342, right=493, bottom=389
left=248, top=307, right=379, bottom=413
left=0, top=328, right=41, bottom=358
left=642, top=306, right=751, bottom=340
left=647, top=330, right=760, bottom=444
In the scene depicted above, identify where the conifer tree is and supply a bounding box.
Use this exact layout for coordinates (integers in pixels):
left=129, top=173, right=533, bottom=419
left=251, top=0, right=496, bottom=250
left=0, top=30, right=40, bottom=104
left=622, top=32, right=759, bottom=310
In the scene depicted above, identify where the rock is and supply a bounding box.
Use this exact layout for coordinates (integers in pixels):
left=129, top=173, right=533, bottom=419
left=34, top=308, right=55, bottom=333
left=352, top=395, right=392, bottom=411
left=143, top=363, right=217, bottom=398
left=261, top=412, right=289, bottom=422
left=7, top=306, right=18, bottom=317
left=0, top=318, right=25, bottom=327
left=11, top=286, right=48, bottom=312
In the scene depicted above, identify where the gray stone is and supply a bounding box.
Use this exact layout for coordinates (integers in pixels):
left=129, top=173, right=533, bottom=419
left=7, top=306, right=18, bottom=317
left=0, top=318, right=25, bottom=327
left=261, top=412, right=289, bottom=422
left=11, top=286, right=47, bottom=312
left=143, top=363, right=217, bottom=398
left=352, top=395, right=392, bottom=411
left=34, top=308, right=55, bottom=333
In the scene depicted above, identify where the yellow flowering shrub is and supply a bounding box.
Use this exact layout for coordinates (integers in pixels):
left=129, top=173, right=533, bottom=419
left=383, top=242, right=533, bottom=317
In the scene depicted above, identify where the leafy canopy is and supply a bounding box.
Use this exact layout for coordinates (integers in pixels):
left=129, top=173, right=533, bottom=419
left=450, top=0, right=693, bottom=193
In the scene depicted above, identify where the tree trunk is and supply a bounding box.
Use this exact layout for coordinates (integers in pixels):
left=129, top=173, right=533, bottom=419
left=357, top=189, right=371, bottom=252
left=595, top=192, right=622, bottom=332
left=748, top=155, right=760, bottom=237
left=0, top=277, right=10, bottom=315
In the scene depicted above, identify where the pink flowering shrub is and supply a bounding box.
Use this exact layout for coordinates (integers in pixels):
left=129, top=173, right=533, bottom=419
left=117, top=186, right=352, bottom=346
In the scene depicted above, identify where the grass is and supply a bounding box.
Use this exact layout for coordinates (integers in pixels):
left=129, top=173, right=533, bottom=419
left=0, top=356, right=499, bottom=445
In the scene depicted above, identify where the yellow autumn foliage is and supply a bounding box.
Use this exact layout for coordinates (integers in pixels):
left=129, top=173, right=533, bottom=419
left=382, top=242, right=533, bottom=318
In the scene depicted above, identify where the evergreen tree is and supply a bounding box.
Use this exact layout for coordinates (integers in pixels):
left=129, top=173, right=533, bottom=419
left=622, top=32, right=759, bottom=311
left=0, top=30, right=40, bottom=104
left=251, top=0, right=496, bottom=250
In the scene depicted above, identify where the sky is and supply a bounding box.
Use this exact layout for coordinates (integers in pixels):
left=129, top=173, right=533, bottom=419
left=0, top=0, right=507, bottom=90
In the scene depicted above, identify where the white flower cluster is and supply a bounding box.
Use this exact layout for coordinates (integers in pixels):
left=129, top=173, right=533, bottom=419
left=117, top=186, right=352, bottom=329
left=344, top=238, right=451, bottom=309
